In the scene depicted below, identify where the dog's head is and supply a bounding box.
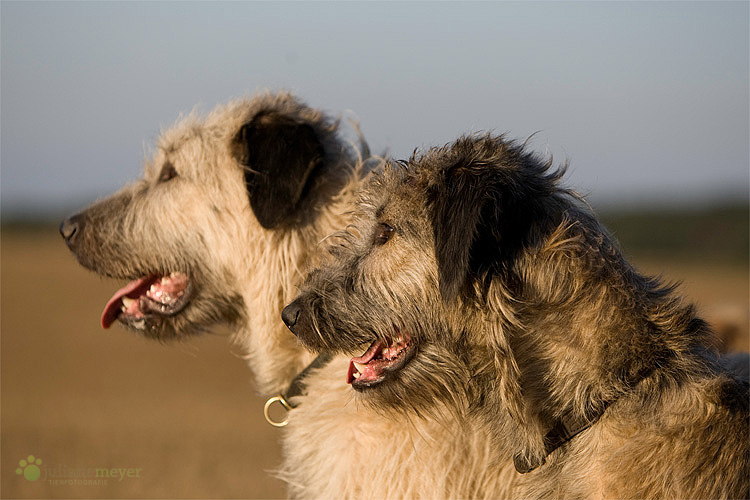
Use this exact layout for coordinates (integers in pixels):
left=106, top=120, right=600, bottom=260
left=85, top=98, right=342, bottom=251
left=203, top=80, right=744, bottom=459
left=283, top=134, right=566, bottom=414
left=60, top=91, right=359, bottom=340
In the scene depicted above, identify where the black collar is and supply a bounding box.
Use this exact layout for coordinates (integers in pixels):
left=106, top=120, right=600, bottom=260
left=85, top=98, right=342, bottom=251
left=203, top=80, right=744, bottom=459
left=264, top=352, right=333, bottom=427
left=513, top=364, right=659, bottom=474
left=284, top=352, right=333, bottom=406
left=513, top=402, right=611, bottom=474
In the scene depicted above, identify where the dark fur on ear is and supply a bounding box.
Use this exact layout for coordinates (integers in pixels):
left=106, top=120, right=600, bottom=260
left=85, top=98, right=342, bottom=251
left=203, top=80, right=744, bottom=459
left=231, top=111, right=326, bottom=229
left=426, top=135, right=563, bottom=302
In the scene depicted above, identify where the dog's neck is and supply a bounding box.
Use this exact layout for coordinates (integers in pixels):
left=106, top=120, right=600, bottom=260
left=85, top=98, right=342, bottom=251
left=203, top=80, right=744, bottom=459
left=239, top=165, right=364, bottom=395
left=486, top=231, right=713, bottom=472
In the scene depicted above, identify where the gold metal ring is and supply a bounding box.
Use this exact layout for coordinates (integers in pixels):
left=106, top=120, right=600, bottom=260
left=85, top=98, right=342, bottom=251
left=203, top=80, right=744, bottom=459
left=264, top=395, right=292, bottom=427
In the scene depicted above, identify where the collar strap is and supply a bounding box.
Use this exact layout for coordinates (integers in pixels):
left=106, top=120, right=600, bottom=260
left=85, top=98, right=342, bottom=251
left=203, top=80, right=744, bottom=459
left=283, top=351, right=333, bottom=406
left=264, top=352, right=333, bottom=427
left=513, top=402, right=610, bottom=473
left=513, top=363, right=659, bottom=474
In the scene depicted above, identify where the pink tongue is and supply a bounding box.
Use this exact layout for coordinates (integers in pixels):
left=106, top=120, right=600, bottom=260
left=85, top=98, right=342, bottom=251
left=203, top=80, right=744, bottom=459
left=100, top=276, right=154, bottom=329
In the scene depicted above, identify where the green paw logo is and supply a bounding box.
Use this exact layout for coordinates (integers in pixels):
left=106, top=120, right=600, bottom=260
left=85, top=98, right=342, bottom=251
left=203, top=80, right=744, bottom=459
left=15, top=455, right=42, bottom=481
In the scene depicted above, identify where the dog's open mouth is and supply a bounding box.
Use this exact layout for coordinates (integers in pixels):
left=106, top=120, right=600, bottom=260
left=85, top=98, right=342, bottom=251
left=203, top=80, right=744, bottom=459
left=101, top=272, right=192, bottom=329
left=347, top=331, right=416, bottom=389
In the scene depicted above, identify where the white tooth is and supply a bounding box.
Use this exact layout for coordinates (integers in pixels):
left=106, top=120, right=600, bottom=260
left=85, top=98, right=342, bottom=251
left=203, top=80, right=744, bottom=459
left=122, top=297, right=135, bottom=309
left=353, top=362, right=367, bottom=374
left=396, top=334, right=404, bottom=343
left=161, top=276, right=170, bottom=284
left=149, top=284, right=158, bottom=294
left=353, top=372, right=360, bottom=379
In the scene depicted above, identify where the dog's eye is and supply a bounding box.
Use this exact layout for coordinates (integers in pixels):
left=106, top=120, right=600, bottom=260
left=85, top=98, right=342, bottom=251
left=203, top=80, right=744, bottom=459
left=374, top=222, right=394, bottom=246
left=158, top=162, right=178, bottom=183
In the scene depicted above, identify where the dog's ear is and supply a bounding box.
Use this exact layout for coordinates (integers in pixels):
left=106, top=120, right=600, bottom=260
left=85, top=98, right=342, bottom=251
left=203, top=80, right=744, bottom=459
left=430, top=166, right=491, bottom=301
left=429, top=139, right=548, bottom=302
left=231, top=112, right=325, bottom=229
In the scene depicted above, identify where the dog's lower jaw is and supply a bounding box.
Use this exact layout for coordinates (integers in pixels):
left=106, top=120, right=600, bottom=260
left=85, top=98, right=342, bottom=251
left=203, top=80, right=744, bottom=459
left=128, top=291, right=244, bottom=341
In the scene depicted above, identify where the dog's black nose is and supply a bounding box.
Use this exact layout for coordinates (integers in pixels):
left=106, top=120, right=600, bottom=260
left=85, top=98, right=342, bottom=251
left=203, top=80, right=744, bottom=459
left=59, top=215, right=82, bottom=246
left=281, top=300, right=302, bottom=334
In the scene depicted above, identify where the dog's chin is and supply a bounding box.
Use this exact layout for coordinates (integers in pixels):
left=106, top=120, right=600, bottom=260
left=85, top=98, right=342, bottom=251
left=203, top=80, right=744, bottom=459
left=347, top=331, right=417, bottom=391
left=117, top=307, right=195, bottom=339
left=122, top=292, right=245, bottom=342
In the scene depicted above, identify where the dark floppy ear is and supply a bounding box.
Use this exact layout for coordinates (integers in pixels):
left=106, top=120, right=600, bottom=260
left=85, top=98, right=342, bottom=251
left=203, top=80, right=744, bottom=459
left=231, top=112, right=325, bottom=229
left=431, top=157, right=541, bottom=302
left=430, top=168, right=490, bottom=301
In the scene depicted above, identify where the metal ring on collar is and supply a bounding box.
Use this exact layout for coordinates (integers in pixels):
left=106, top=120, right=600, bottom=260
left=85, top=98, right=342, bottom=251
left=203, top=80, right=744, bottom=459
left=264, top=395, right=292, bottom=427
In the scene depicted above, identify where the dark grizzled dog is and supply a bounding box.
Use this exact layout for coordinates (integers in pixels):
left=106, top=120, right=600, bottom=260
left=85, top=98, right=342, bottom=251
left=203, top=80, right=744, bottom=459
left=283, top=134, right=749, bottom=499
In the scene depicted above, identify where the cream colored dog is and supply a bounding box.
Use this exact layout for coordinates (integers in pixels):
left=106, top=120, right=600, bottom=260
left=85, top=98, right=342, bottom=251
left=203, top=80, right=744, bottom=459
left=60, top=91, right=366, bottom=394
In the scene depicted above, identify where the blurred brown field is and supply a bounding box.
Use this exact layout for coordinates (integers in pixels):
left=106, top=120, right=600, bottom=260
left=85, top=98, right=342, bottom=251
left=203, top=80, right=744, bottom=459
left=1, top=225, right=748, bottom=499
left=2, top=230, right=285, bottom=499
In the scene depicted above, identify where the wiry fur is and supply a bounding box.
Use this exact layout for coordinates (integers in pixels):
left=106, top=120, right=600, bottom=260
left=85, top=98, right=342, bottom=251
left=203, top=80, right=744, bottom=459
left=280, top=363, right=518, bottom=499
left=287, top=134, right=749, bottom=499
left=61, top=90, right=369, bottom=394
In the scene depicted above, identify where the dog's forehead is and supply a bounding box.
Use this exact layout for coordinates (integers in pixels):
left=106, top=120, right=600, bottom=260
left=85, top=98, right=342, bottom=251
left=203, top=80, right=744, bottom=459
left=145, top=117, right=205, bottom=170
left=364, top=163, right=427, bottom=221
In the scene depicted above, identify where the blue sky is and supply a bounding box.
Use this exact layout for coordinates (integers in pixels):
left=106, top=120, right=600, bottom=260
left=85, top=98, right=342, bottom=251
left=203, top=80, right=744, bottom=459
left=2, top=1, right=748, bottom=217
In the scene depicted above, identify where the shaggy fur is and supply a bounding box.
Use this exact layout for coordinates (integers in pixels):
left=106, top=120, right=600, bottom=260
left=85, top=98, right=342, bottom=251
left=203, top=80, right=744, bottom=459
left=60, top=89, right=524, bottom=498
left=286, top=134, right=750, bottom=499
left=60, top=90, right=369, bottom=394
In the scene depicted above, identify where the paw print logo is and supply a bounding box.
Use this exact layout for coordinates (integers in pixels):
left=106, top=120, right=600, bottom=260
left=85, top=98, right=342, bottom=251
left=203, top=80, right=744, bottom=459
left=15, top=455, right=42, bottom=481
